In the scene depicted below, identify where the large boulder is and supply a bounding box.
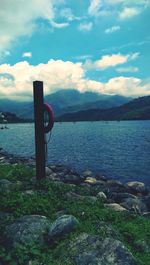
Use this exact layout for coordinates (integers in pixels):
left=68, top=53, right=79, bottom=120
left=126, top=181, right=148, bottom=195
left=108, top=192, right=137, bottom=203
left=69, top=233, right=137, bottom=265
left=121, top=198, right=148, bottom=213
left=48, top=215, right=79, bottom=241
left=4, top=215, right=51, bottom=249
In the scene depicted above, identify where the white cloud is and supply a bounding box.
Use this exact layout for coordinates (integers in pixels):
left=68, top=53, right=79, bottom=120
left=50, top=21, right=69, bottom=29
left=96, top=54, right=127, bottom=69
left=84, top=53, right=139, bottom=70
left=88, top=0, right=148, bottom=19
left=88, top=0, right=102, bottom=16
left=0, top=60, right=149, bottom=100
left=0, top=0, right=64, bottom=53
left=22, top=52, right=32, bottom=58
left=119, top=7, right=140, bottom=19
left=116, top=66, right=139, bottom=73
left=105, top=26, right=120, bottom=34
left=78, top=22, right=93, bottom=32
left=60, top=8, right=81, bottom=21
left=105, top=76, right=150, bottom=97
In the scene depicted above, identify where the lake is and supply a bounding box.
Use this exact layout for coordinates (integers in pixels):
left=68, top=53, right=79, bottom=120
left=0, top=121, right=150, bottom=187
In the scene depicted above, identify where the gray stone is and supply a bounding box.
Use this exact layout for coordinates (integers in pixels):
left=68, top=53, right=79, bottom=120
left=4, top=215, right=50, bottom=249
left=97, top=192, right=107, bottom=200
left=48, top=215, right=79, bottom=241
left=62, top=174, right=83, bottom=184
left=127, top=181, right=148, bottom=195
left=121, top=198, right=148, bottom=213
left=104, top=203, right=127, bottom=212
left=106, top=180, right=133, bottom=194
left=50, top=165, right=70, bottom=174
left=45, top=167, right=53, bottom=176
left=108, top=192, right=137, bottom=203
left=84, top=177, right=97, bottom=184
left=82, top=170, right=93, bottom=178
left=69, top=233, right=137, bottom=265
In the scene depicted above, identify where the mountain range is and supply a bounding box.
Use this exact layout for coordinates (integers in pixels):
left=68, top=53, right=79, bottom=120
left=0, top=89, right=131, bottom=119
left=57, top=95, right=150, bottom=122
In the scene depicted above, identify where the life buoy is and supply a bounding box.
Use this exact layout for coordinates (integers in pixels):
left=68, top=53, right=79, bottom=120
left=44, top=103, right=54, bottom=133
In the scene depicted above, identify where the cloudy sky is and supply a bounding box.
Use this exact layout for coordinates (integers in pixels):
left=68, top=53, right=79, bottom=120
left=0, top=0, right=150, bottom=100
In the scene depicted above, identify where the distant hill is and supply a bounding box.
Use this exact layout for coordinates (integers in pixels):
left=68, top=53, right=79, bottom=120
left=0, top=99, right=33, bottom=119
left=56, top=96, right=150, bottom=122
left=60, top=95, right=131, bottom=115
left=0, top=89, right=131, bottom=119
left=0, top=112, right=28, bottom=123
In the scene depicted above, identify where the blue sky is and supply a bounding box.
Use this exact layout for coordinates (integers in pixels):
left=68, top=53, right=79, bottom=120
left=0, top=0, right=150, bottom=100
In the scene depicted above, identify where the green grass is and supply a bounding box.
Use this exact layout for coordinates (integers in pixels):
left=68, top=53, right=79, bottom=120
left=0, top=164, right=150, bottom=265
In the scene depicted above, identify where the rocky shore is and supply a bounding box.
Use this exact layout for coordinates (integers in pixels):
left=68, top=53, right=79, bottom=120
left=0, top=147, right=150, bottom=265
left=0, top=147, right=150, bottom=216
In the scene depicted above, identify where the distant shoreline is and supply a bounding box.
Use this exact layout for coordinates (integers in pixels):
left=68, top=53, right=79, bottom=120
left=1, top=119, right=150, bottom=125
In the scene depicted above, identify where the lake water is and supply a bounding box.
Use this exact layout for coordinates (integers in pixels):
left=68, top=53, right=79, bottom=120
left=0, top=121, right=150, bottom=187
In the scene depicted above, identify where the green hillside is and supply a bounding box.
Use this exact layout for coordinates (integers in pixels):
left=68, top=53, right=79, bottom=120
left=57, top=96, right=150, bottom=122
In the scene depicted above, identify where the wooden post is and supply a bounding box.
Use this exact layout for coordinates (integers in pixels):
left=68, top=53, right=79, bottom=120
left=33, top=81, right=45, bottom=180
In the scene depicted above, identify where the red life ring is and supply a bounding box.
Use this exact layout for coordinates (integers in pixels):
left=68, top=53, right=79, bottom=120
left=44, top=103, right=54, bottom=133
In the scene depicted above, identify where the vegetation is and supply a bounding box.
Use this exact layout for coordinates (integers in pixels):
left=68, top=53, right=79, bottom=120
left=0, top=164, right=150, bottom=264
left=0, top=112, right=30, bottom=124
left=57, top=95, right=150, bottom=122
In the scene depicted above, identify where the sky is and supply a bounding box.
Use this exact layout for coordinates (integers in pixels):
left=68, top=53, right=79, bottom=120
left=0, top=0, right=150, bottom=101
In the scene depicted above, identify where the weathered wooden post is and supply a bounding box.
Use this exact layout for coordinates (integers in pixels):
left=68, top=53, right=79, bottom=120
left=33, top=81, right=45, bottom=180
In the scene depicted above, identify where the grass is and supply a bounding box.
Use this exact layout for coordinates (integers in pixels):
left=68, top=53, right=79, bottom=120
left=0, top=164, right=150, bottom=264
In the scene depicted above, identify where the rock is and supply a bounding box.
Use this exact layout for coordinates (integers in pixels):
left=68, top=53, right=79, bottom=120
left=48, top=215, right=79, bottom=241
left=50, top=165, right=70, bottom=174
left=47, top=173, right=60, bottom=181
left=126, top=181, right=148, bottom=195
left=104, top=203, right=127, bottom=212
left=142, top=212, right=150, bottom=219
left=66, top=191, right=98, bottom=203
left=62, top=174, right=83, bottom=185
left=45, top=167, right=53, bottom=176
left=82, top=170, right=93, bottom=178
left=97, top=192, right=107, bottom=200
left=88, top=183, right=108, bottom=196
left=121, top=198, right=148, bottom=213
left=4, top=215, right=51, bottom=249
left=0, top=179, right=13, bottom=193
left=106, top=180, right=132, bottom=194
left=108, top=192, right=137, bottom=203
left=69, top=233, right=137, bottom=265
left=95, top=173, right=108, bottom=182
left=84, top=177, right=97, bottom=184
